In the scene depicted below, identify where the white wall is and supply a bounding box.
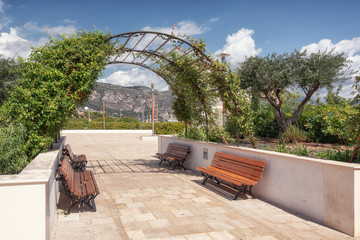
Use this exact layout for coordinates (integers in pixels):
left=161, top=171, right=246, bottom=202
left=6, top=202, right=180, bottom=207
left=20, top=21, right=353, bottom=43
left=0, top=137, right=65, bottom=240
left=159, top=136, right=360, bottom=237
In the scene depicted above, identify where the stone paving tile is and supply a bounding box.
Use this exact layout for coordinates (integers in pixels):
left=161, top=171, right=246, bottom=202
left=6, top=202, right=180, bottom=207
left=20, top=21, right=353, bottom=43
left=51, top=132, right=355, bottom=240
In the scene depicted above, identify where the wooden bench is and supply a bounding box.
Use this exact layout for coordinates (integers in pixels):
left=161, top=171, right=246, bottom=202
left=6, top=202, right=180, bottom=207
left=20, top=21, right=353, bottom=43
left=59, top=156, right=100, bottom=213
left=196, top=152, right=266, bottom=200
left=63, top=144, right=87, bottom=171
left=155, top=143, right=190, bottom=170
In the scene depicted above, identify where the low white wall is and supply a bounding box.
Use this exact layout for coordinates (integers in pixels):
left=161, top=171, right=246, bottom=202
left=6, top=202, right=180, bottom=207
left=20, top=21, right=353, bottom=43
left=0, top=137, right=65, bottom=240
left=159, top=136, right=360, bottom=237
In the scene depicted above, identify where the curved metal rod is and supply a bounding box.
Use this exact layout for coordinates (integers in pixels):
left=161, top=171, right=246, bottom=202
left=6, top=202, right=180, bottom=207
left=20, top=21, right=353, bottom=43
left=118, top=49, right=176, bottom=66
left=106, top=31, right=212, bottom=64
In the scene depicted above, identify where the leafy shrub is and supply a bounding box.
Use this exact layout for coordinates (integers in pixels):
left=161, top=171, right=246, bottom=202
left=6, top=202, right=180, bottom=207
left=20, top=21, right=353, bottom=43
left=281, top=124, right=308, bottom=143
left=0, top=30, right=113, bottom=162
left=315, top=149, right=357, bottom=162
left=0, top=123, right=28, bottom=174
left=298, top=102, right=357, bottom=143
left=155, top=122, right=185, bottom=135
left=178, top=126, right=206, bottom=141
left=253, top=101, right=279, bottom=138
left=208, top=126, right=235, bottom=144
left=275, top=139, right=289, bottom=153
left=290, top=144, right=310, bottom=156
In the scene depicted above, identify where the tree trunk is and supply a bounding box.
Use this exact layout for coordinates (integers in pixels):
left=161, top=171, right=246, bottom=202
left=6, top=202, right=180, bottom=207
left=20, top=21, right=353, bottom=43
left=274, top=107, right=288, bottom=137
left=350, top=144, right=359, bottom=163
left=350, top=133, right=360, bottom=163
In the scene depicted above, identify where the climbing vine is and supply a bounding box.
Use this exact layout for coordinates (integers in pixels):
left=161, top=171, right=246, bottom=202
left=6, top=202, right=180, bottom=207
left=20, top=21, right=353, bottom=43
left=0, top=30, right=114, bottom=163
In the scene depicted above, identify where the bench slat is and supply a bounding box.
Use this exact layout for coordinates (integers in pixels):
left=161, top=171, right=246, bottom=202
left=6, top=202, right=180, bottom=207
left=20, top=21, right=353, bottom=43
left=196, top=151, right=266, bottom=199
left=156, top=143, right=190, bottom=170
left=74, top=172, right=82, bottom=197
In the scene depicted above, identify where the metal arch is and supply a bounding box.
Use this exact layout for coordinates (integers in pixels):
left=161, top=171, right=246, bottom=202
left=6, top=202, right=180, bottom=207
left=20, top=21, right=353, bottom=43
left=106, top=31, right=212, bottom=63
left=105, top=31, right=213, bottom=81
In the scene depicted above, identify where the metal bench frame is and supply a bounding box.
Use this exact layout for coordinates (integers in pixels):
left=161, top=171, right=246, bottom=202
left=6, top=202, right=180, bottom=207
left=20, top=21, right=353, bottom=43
left=58, top=156, right=100, bottom=213
left=197, top=152, right=266, bottom=200
left=156, top=143, right=190, bottom=170
left=63, top=144, right=87, bottom=171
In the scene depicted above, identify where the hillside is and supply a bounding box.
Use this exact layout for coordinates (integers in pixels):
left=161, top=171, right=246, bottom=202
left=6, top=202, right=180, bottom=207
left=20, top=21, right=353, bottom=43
left=81, top=82, right=175, bottom=121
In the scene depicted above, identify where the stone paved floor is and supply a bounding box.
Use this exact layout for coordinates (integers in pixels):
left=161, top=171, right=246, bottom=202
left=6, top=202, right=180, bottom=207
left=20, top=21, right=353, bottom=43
left=51, top=131, right=355, bottom=240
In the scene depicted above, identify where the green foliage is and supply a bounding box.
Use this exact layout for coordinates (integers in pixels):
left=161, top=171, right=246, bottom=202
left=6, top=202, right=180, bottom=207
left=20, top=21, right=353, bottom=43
left=275, top=139, right=289, bottom=153
left=64, top=116, right=184, bottom=135
left=208, top=126, right=235, bottom=144
left=298, top=101, right=357, bottom=143
left=0, top=30, right=114, bottom=163
left=289, top=144, right=310, bottom=156
left=155, top=122, right=185, bottom=135
left=316, top=149, right=357, bottom=163
left=238, top=49, right=350, bottom=136
left=253, top=101, right=278, bottom=137
left=0, top=123, right=28, bottom=174
left=281, top=124, right=308, bottom=143
left=0, top=57, right=21, bottom=106
left=178, top=126, right=206, bottom=141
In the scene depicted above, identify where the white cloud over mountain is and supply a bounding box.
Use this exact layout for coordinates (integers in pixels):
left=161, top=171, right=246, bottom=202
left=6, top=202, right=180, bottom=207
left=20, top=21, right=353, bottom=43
left=98, top=67, right=168, bottom=91
left=215, top=28, right=262, bottom=68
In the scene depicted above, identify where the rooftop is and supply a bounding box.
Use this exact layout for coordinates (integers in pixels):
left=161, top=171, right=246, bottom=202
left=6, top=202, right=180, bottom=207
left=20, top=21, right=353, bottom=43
left=51, top=131, right=352, bottom=240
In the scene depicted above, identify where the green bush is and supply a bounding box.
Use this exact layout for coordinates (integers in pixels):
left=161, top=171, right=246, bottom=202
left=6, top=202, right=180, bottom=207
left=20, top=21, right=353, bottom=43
left=179, top=126, right=206, bottom=141
left=275, top=139, right=289, bottom=153
left=281, top=124, right=308, bottom=143
left=289, top=144, right=310, bottom=156
left=0, top=30, right=113, bottom=161
left=208, top=126, right=235, bottom=144
left=316, top=149, right=357, bottom=162
left=298, top=102, right=357, bottom=143
left=0, top=123, right=28, bottom=174
left=155, top=122, right=184, bottom=135
left=253, top=102, right=278, bottom=138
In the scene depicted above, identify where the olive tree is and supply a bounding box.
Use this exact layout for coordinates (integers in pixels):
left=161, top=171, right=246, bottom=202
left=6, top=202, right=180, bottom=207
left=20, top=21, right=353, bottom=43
left=238, top=50, right=350, bottom=136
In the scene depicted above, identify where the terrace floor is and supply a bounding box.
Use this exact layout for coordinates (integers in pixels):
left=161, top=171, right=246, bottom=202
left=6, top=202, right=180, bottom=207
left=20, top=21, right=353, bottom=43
left=51, top=131, right=354, bottom=240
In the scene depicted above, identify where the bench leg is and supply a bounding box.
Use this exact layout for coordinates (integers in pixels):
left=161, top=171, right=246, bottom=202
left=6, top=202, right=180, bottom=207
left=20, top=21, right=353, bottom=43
left=67, top=198, right=79, bottom=213
left=233, top=184, right=247, bottom=200
left=171, top=160, right=186, bottom=170
left=245, top=186, right=255, bottom=199
left=83, top=196, right=97, bottom=211
left=213, top=177, right=220, bottom=184
left=201, top=173, right=210, bottom=185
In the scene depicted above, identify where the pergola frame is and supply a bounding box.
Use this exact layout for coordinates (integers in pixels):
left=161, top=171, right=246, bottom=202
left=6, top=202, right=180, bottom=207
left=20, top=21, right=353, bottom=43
left=105, top=31, right=213, bottom=84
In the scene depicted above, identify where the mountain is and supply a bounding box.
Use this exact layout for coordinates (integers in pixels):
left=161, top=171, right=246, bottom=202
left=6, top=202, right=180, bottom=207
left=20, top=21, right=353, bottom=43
left=82, top=82, right=175, bottom=121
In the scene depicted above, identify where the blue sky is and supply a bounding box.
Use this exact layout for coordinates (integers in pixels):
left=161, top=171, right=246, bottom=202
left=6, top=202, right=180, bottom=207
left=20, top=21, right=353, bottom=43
left=0, top=0, right=359, bottom=97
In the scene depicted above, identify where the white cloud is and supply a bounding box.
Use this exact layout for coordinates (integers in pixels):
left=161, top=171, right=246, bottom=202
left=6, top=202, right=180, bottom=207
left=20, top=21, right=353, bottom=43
left=215, top=28, right=262, bottom=68
left=63, top=19, right=76, bottom=24
left=301, top=37, right=360, bottom=98
left=210, top=17, right=219, bottom=22
left=142, top=20, right=209, bottom=36
left=98, top=67, right=168, bottom=91
left=0, top=21, right=77, bottom=59
left=0, top=28, right=32, bottom=58
left=19, top=21, right=76, bottom=36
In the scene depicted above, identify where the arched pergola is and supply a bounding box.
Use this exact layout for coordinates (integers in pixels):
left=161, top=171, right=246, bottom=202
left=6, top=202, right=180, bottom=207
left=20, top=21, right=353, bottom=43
left=105, top=31, right=213, bottom=85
